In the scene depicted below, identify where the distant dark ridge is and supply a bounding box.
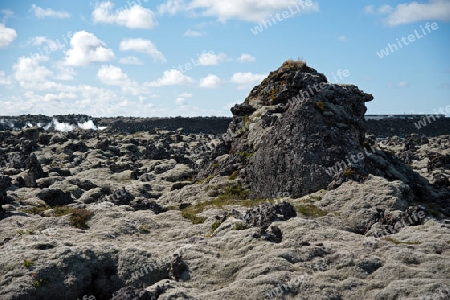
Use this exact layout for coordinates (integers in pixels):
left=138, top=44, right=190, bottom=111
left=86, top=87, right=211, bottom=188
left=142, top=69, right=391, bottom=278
left=366, top=117, right=450, bottom=137
left=98, top=116, right=232, bottom=134
left=0, top=115, right=232, bottom=135
left=1, top=114, right=449, bottom=137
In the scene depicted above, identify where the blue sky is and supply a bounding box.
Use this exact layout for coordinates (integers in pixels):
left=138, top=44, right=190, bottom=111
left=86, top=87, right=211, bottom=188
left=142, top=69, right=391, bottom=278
left=0, top=0, right=449, bottom=117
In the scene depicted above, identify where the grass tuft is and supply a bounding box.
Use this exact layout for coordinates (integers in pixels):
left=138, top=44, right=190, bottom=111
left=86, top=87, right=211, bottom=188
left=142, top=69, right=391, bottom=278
left=228, top=170, right=239, bottom=180
left=281, top=59, right=306, bottom=70
left=70, top=208, right=94, bottom=229
left=21, top=204, right=51, bottom=216
left=234, top=222, right=249, bottom=230
left=211, top=220, right=221, bottom=232
left=32, top=278, right=50, bottom=288
left=295, top=204, right=327, bottom=218
left=138, top=225, right=150, bottom=234
left=383, top=237, right=421, bottom=245
left=315, top=101, right=327, bottom=112
left=23, top=258, right=34, bottom=268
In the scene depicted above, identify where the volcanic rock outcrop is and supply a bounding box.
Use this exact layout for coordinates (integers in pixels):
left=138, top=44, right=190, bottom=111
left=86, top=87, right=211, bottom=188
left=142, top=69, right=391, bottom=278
left=198, top=61, right=449, bottom=211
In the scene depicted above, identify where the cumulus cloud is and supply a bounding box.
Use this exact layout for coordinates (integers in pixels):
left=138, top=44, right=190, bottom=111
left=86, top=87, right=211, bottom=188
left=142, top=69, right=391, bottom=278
left=381, top=0, right=450, bottom=26
left=364, top=5, right=375, bottom=14
left=183, top=29, right=207, bottom=37
left=54, top=63, right=76, bottom=81
left=146, top=69, right=194, bottom=87
left=230, top=72, right=267, bottom=89
left=0, top=23, right=17, bottom=48
left=159, top=0, right=320, bottom=22
left=30, top=4, right=70, bottom=18
left=388, top=81, right=409, bottom=88
left=92, top=1, right=157, bottom=29
left=97, top=65, right=144, bottom=95
left=119, top=56, right=144, bottom=65
left=64, top=31, right=114, bottom=66
left=175, top=92, right=192, bottom=106
left=237, top=53, right=256, bottom=63
left=13, top=55, right=53, bottom=85
left=0, top=71, right=12, bottom=86
left=199, top=74, right=221, bottom=88
left=338, top=35, right=349, bottom=41
left=29, top=36, right=65, bottom=51
left=158, top=0, right=186, bottom=15
left=119, top=38, right=166, bottom=63
left=197, top=52, right=228, bottom=65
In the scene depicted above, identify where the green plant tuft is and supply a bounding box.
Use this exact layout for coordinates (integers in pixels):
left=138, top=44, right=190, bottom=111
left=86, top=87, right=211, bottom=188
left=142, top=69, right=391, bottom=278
left=211, top=220, right=221, bottom=232
left=138, top=225, right=150, bottom=234
left=23, top=258, right=34, bottom=268
left=238, top=152, right=254, bottom=160
left=383, top=237, right=421, bottom=245
left=315, top=101, right=327, bottom=112
left=343, top=168, right=354, bottom=177
left=234, top=222, right=249, bottom=230
left=295, top=204, right=327, bottom=218
left=21, top=204, right=51, bottom=216
left=70, top=208, right=94, bottom=229
left=228, top=170, right=239, bottom=180
left=32, top=278, right=50, bottom=288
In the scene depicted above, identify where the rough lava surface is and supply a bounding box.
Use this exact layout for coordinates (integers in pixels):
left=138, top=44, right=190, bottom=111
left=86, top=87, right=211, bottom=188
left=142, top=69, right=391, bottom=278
left=0, top=61, right=449, bottom=300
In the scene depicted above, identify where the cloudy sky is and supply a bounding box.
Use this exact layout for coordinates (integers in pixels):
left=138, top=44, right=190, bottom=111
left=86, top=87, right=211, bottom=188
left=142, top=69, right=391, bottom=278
left=0, top=0, right=449, bottom=117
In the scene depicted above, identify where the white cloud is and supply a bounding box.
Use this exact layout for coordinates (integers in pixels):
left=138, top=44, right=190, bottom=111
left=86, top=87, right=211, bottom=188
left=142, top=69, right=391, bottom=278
left=1, top=10, right=13, bottom=23
left=92, top=1, right=157, bottom=29
left=29, top=36, right=65, bottom=52
left=197, top=51, right=228, bottom=65
left=379, top=5, right=393, bottom=14
left=199, top=74, right=221, bottom=88
left=119, top=38, right=166, bottom=63
left=54, top=63, right=76, bottom=81
left=119, top=56, right=144, bottom=65
left=388, top=81, right=409, bottom=88
left=364, top=5, right=375, bottom=14
left=97, top=65, right=128, bottom=85
left=159, top=0, right=320, bottom=22
left=183, top=29, right=207, bottom=37
left=97, top=65, right=144, bottom=95
left=382, top=0, right=450, bottom=26
left=0, top=71, right=12, bottom=86
left=175, top=92, right=192, bottom=106
left=338, top=35, right=349, bottom=41
left=64, top=31, right=114, bottom=66
left=398, top=81, right=409, bottom=88
left=237, top=53, right=256, bottom=63
left=175, top=97, right=187, bottom=105
left=230, top=72, right=267, bottom=89
left=146, top=69, right=194, bottom=87
left=0, top=23, right=17, bottom=48
left=178, top=93, right=192, bottom=98
left=30, top=4, right=70, bottom=19
left=158, top=0, right=186, bottom=15
left=13, top=55, right=53, bottom=85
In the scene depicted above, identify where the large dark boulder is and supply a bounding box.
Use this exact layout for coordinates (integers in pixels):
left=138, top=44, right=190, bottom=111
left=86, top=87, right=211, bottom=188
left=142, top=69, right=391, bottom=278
left=37, top=188, right=73, bottom=207
left=198, top=60, right=373, bottom=198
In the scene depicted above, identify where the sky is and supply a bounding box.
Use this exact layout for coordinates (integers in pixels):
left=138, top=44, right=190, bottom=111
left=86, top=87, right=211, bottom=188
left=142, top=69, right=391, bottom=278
left=0, top=0, right=449, bottom=117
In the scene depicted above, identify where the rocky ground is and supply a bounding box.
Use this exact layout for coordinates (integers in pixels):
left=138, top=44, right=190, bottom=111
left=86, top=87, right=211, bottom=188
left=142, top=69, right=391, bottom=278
left=1, top=60, right=449, bottom=300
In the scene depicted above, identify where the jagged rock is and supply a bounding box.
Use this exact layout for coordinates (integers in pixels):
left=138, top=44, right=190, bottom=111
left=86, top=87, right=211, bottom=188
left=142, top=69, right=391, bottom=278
left=37, top=188, right=73, bottom=207
left=169, top=254, right=187, bottom=281
left=199, top=61, right=374, bottom=198
left=111, top=286, right=160, bottom=300
left=18, top=153, right=47, bottom=187
left=130, top=199, right=167, bottom=214
left=242, top=202, right=297, bottom=228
